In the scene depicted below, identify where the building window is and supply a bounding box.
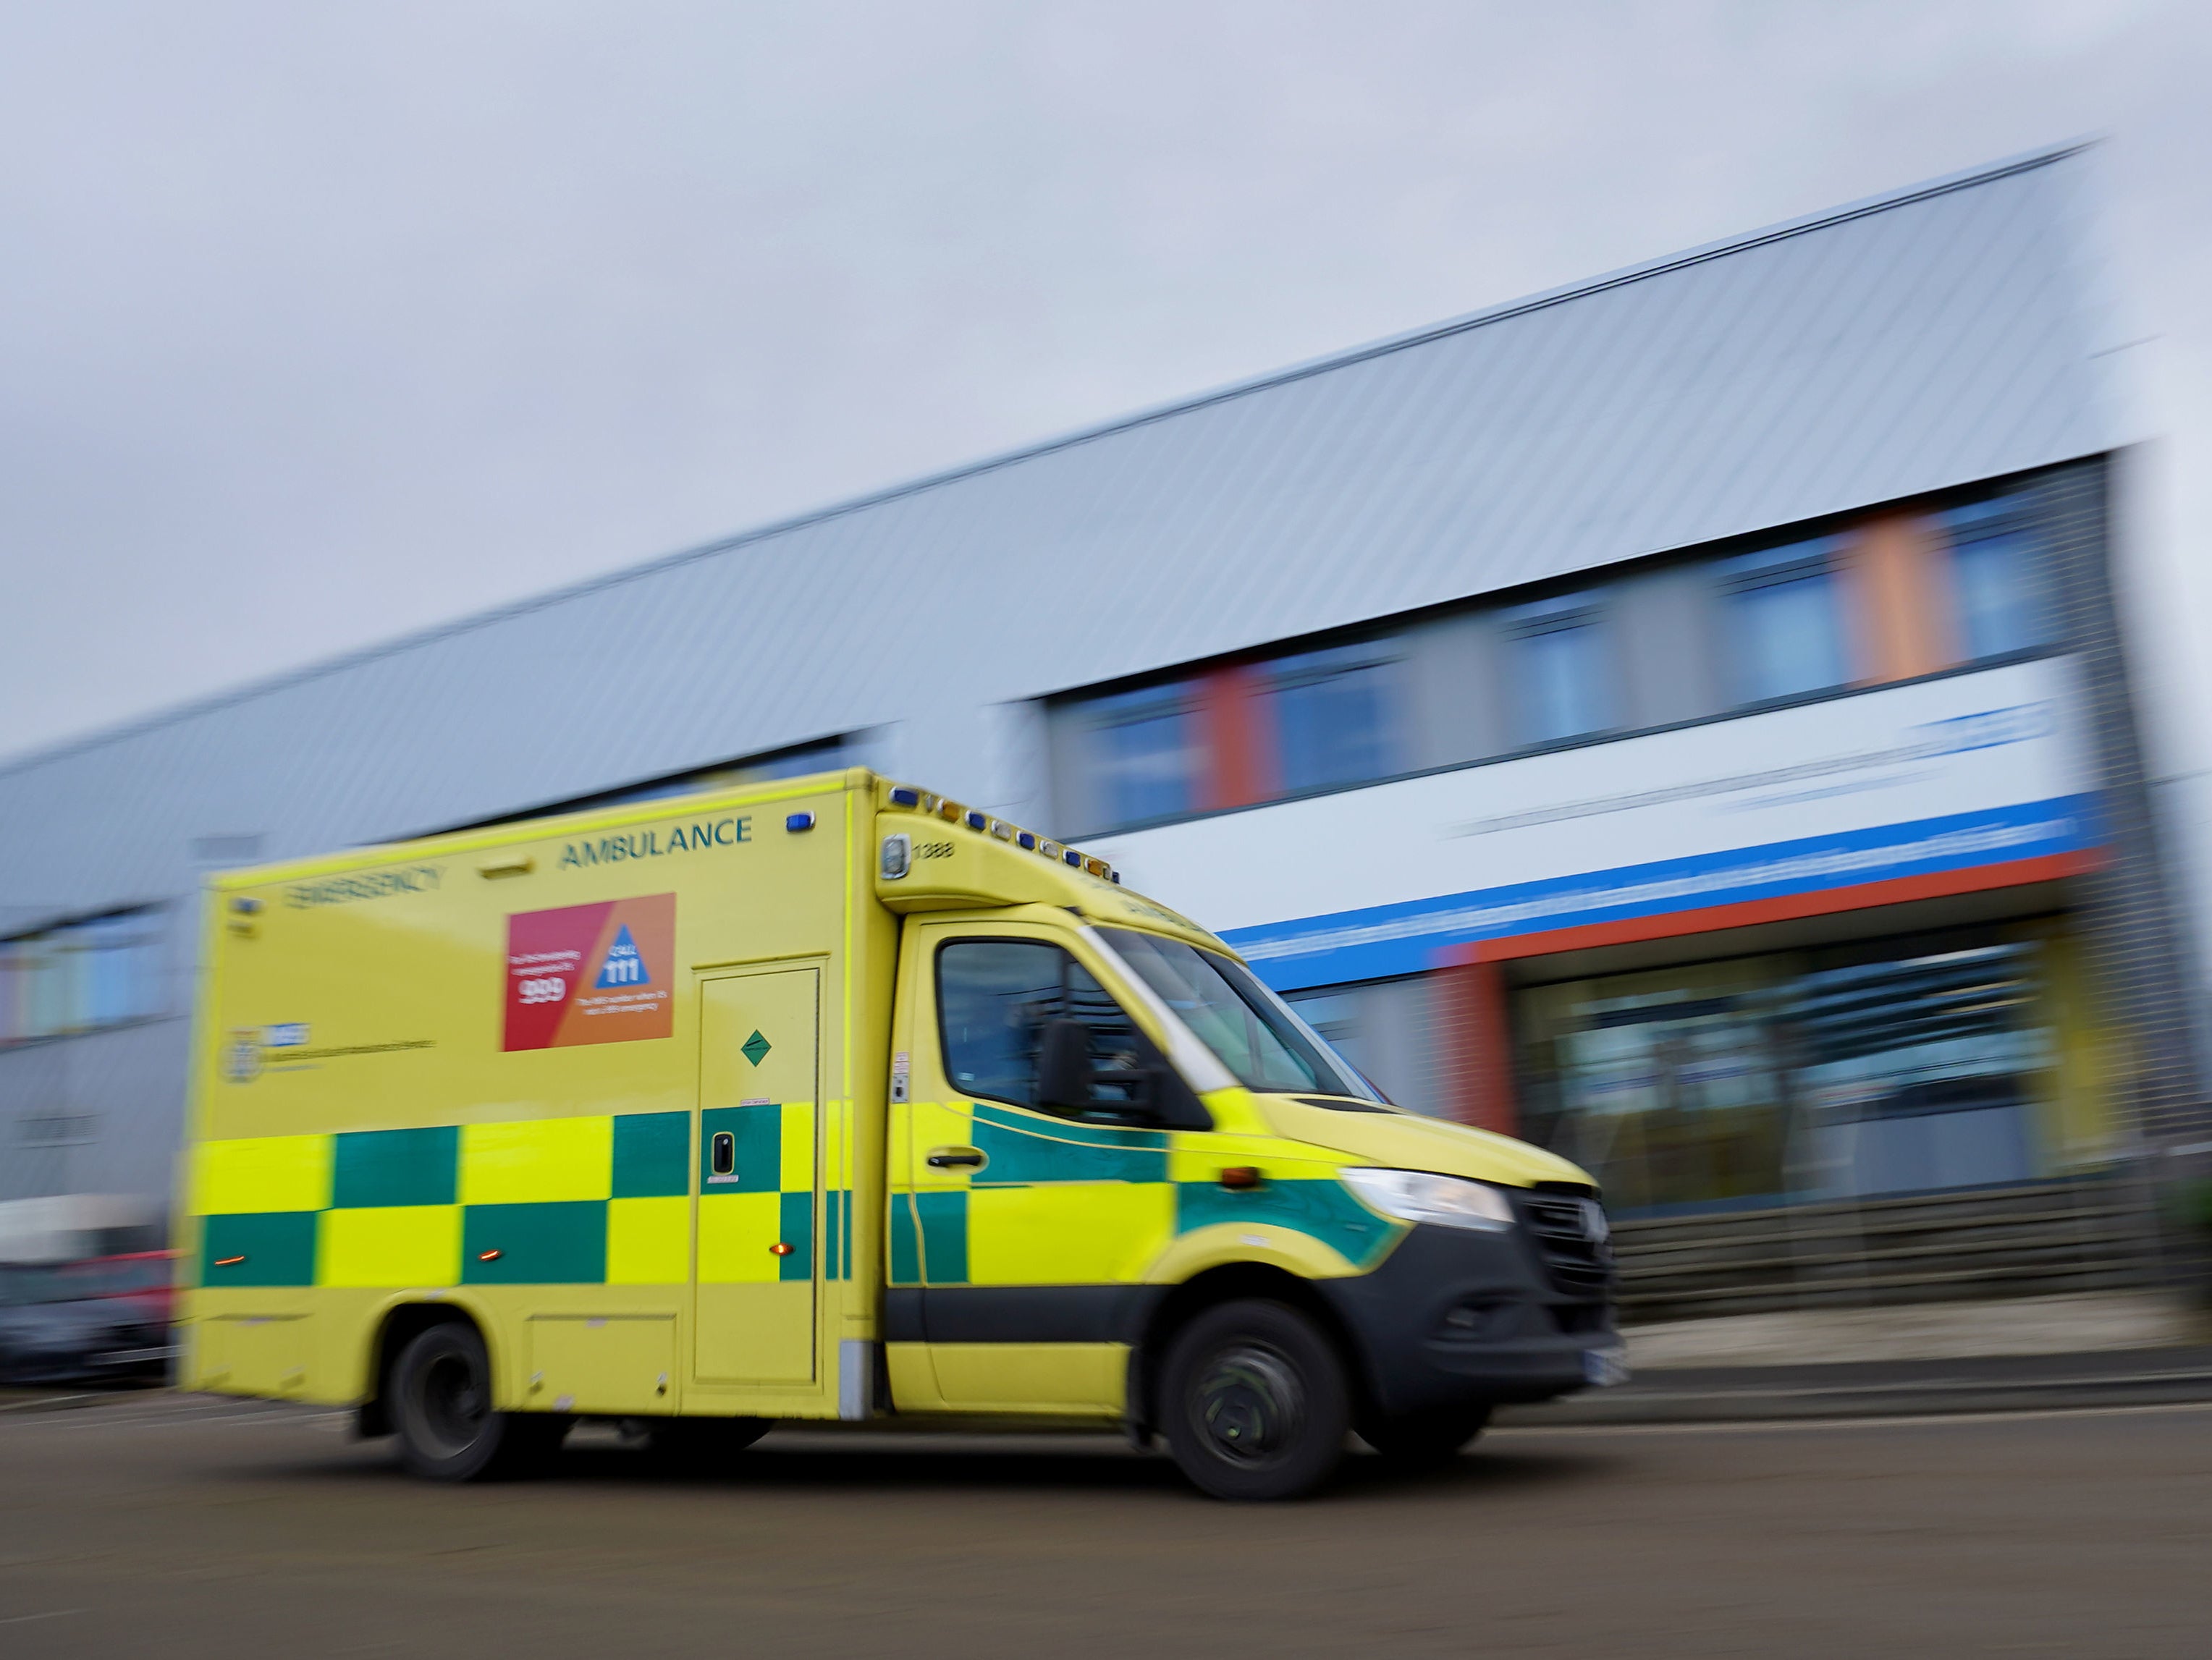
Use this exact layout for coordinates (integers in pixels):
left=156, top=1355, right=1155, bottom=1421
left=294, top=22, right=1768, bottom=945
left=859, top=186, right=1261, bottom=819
left=1942, top=494, right=2051, bottom=660
left=1514, top=926, right=2071, bottom=1212
left=1087, top=685, right=1196, bottom=828
left=1720, top=537, right=1849, bottom=705
left=0, top=908, right=166, bottom=1046
left=1265, top=643, right=1394, bottom=795
left=1503, top=592, right=1612, bottom=746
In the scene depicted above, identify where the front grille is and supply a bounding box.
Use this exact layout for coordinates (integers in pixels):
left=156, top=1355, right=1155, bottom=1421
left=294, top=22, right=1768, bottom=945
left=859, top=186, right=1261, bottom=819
left=1519, top=1186, right=1616, bottom=1299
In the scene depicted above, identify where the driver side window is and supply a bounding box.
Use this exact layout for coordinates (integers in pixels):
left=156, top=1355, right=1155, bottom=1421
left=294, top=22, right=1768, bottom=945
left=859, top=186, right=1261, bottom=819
left=935, top=939, right=1150, bottom=1120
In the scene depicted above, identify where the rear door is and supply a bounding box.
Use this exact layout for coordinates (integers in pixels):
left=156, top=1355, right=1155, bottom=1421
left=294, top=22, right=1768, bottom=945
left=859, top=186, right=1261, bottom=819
left=692, top=964, right=820, bottom=1386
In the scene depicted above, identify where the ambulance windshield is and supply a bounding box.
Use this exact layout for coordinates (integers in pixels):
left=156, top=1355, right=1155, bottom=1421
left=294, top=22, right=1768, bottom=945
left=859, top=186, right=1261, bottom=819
left=1097, top=928, right=1385, bottom=1104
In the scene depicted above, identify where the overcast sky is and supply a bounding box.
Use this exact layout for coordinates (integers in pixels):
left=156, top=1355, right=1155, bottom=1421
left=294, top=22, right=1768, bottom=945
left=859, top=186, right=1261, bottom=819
left=4, top=1, right=2210, bottom=775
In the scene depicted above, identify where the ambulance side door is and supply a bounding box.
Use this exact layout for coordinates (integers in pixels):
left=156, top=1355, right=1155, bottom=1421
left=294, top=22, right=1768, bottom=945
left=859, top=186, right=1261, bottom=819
left=691, top=962, right=822, bottom=1389
left=890, top=920, right=1193, bottom=1414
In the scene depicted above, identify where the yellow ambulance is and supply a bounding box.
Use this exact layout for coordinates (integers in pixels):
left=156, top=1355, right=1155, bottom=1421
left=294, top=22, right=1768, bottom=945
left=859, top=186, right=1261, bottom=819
left=182, top=770, right=1620, bottom=1499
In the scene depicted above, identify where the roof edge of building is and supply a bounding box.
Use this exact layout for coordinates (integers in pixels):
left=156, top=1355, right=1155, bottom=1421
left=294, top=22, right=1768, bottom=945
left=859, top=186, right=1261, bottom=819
left=0, top=140, right=2096, bottom=786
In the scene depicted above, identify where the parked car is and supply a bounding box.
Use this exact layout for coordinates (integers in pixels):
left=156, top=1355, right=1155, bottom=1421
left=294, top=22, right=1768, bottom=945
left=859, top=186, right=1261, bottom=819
left=0, top=1251, right=177, bottom=1386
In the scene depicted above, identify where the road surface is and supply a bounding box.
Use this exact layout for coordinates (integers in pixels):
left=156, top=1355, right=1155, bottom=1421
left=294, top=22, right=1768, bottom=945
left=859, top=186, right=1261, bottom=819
left=1, top=1391, right=2205, bottom=1657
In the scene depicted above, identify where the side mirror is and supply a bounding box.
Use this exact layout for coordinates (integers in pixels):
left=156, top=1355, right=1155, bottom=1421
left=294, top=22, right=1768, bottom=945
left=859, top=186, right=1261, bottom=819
left=1034, top=1019, right=1092, bottom=1111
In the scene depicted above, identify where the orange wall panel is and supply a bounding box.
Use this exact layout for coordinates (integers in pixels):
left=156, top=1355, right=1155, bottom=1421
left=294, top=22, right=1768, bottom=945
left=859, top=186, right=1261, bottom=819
left=1433, top=959, right=1519, bottom=1138
left=1196, top=664, right=1276, bottom=810
left=1843, top=511, right=1959, bottom=684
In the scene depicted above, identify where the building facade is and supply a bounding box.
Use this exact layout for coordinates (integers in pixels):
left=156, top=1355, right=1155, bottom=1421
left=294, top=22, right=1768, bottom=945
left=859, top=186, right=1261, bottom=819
left=2, top=146, right=2199, bottom=1305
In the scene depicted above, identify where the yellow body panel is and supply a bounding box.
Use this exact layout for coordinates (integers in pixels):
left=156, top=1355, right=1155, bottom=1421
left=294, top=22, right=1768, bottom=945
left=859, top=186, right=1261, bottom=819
left=696, top=1191, right=785, bottom=1282
left=460, top=1117, right=613, bottom=1206
left=195, top=1134, right=332, bottom=1215
left=966, top=1183, right=1176, bottom=1285
left=198, top=1313, right=313, bottom=1396
left=528, top=1315, right=676, bottom=1415
left=1147, top=1220, right=1364, bottom=1283
left=605, top=1197, right=690, bottom=1285
left=926, top=1343, right=1127, bottom=1414
left=318, top=1206, right=463, bottom=1289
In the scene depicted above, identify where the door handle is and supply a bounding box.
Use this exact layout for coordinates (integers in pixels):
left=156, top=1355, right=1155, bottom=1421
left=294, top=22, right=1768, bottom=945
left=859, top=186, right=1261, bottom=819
left=926, top=1146, right=986, bottom=1169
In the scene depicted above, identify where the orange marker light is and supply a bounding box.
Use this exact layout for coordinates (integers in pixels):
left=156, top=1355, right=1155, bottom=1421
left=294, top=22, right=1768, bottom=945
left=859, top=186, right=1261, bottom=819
left=214, top=1255, right=246, bottom=1267
left=1218, top=1166, right=1263, bottom=1190
left=477, top=1249, right=503, bottom=1263
left=768, top=1242, right=794, bottom=1257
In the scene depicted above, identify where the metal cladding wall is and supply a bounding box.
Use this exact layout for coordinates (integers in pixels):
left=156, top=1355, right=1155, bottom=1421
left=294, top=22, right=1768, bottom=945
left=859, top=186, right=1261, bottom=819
left=0, top=146, right=2117, bottom=922
left=0, top=143, right=2162, bottom=1209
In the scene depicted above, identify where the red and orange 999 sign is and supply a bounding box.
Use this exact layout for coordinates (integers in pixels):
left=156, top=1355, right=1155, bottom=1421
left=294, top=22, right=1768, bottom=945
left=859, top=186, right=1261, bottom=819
left=502, top=893, right=675, bottom=1051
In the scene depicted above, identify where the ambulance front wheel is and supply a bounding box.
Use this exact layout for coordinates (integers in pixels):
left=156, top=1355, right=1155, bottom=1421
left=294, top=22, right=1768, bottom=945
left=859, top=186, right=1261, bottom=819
left=390, top=1320, right=565, bottom=1482
left=1160, top=1299, right=1351, bottom=1502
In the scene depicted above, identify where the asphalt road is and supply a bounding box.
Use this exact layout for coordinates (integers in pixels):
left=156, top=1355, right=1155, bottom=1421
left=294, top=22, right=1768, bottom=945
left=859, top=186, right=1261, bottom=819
left=1, top=1392, right=2208, bottom=1659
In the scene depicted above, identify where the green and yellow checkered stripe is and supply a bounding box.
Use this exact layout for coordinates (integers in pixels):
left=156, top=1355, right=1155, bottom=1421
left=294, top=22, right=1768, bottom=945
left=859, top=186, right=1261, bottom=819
left=193, top=1108, right=822, bottom=1289
left=889, top=1102, right=1397, bottom=1286
left=697, top=1102, right=816, bottom=1284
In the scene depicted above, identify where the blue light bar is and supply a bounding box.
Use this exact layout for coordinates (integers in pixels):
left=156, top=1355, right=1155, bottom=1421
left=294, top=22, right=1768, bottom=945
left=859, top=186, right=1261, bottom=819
left=888, top=787, right=920, bottom=808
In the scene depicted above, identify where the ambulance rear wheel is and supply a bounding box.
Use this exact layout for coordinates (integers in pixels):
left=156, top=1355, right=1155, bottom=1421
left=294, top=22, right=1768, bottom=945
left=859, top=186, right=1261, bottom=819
left=1160, top=1300, right=1350, bottom=1502
left=390, top=1321, right=561, bottom=1482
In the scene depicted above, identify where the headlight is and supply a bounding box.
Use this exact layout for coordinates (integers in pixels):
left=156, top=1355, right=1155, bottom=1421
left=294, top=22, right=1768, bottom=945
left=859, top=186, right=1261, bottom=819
left=1339, top=1167, right=1516, bottom=1233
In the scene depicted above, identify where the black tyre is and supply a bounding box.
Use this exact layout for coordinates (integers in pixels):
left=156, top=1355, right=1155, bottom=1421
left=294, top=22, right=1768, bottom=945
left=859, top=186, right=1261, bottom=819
left=389, top=1321, right=565, bottom=1482
left=1360, top=1403, right=1492, bottom=1471
left=643, top=1415, right=773, bottom=1471
left=1160, top=1300, right=1351, bottom=1502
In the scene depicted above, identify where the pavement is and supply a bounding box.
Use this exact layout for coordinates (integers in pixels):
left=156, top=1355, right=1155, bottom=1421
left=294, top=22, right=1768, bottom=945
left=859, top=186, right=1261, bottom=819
left=1, top=1387, right=2209, bottom=1657
left=1618, top=1289, right=2208, bottom=1368
left=1498, top=1342, right=2212, bottom=1425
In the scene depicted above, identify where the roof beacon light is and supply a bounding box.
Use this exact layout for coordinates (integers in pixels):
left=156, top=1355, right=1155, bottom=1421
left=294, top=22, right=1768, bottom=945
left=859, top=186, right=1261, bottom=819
left=888, top=787, right=921, bottom=808
left=937, top=799, right=964, bottom=823
left=963, top=810, right=988, bottom=831
left=1063, top=849, right=1083, bottom=868
left=989, top=819, right=1014, bottom=841
left=1082, top=856, right=1110, bottom=878
left=1016, top=831, right=1037, bottom=851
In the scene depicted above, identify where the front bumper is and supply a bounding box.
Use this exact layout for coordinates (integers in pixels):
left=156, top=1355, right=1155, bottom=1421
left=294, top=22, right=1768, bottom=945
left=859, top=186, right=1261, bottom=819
left=1316, top=1221, right=1621, bottom=1418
